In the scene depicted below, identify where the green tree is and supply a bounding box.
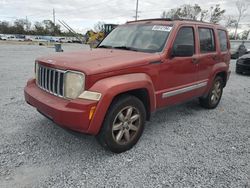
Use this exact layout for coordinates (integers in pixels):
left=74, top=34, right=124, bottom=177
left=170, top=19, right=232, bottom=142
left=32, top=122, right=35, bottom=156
left=34, top=22, right=45, bottom=35
left=161, top=4, right=226, bottom=23
left=42, top=20, right=61, bottom=35
left=13, top=19, right=26, bottom=34
left=0, top=21, right=10, bottom=34
left=234, top=0, right=249, bottom=39
left=209, top=4, right=226, bottom=23
left=241, top=30, right=250, bottom=40
left=94, top=21, right=105, bottom=32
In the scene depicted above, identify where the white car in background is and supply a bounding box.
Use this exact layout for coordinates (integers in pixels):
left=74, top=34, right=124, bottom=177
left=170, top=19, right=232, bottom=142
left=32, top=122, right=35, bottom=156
left=7, top=35, right=25, bottom=41
left=33, top=36, right=48, bottom=42
left=59, top=37, right=73, bottom=43
left=0, top=34, right=8, bottom=40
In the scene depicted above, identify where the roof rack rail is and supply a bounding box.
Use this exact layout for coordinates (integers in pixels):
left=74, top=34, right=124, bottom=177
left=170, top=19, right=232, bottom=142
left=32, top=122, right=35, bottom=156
left=127, top=18, right=173, bottom=23
left=127, top=18, right=217, bottom=25
left=174, top=18, right=216, bottom=24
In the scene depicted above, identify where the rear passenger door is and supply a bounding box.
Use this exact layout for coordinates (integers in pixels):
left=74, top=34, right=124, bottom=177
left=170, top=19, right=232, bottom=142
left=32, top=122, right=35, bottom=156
left=197, top=27, right=218, bottom=84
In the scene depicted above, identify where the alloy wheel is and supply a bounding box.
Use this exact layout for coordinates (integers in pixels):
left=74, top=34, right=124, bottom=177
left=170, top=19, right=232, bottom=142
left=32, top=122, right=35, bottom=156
left=211, top=80, right=222, bottom=105
left=112, top=106, right=141, bottom=145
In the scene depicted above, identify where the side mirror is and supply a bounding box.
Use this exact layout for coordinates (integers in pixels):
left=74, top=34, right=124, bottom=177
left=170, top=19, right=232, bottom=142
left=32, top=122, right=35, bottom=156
left=172, top=45, right=194, bottom=57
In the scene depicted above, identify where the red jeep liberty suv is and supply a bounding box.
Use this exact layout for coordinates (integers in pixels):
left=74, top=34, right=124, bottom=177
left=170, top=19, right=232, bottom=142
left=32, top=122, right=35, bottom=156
left=24, top=19, right=231, bottom=153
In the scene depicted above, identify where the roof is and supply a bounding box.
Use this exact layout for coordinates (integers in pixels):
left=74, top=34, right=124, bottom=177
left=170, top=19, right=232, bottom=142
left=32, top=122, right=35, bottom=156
left=126, top=18, right=226, bottom=30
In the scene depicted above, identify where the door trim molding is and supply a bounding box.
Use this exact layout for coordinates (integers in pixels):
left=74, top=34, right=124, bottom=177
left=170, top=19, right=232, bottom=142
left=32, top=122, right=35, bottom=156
left=162, top=81, right=207, bottom=98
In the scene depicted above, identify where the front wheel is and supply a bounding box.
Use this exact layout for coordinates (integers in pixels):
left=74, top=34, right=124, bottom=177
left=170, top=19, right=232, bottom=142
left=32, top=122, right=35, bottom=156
left=96, top=95, right=146, bottom=153
left=199, top=77, right=223, bottom=109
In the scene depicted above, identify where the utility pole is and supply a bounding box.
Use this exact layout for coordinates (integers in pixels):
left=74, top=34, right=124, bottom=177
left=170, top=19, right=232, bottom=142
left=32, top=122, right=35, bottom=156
left=135, top=0, right=139, bottom=20
left=53, top=8, right=56, bottom=25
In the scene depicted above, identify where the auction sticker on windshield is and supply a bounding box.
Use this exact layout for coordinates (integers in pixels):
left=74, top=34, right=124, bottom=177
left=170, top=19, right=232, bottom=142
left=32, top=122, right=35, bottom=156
left=152, top=25, right=172, bottom=32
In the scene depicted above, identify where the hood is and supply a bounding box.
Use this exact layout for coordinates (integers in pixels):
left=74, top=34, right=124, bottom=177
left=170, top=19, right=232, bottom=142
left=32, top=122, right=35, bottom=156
left=37, top=48, right=160, bottom=75
left=239, top=53, right=250, bottom=59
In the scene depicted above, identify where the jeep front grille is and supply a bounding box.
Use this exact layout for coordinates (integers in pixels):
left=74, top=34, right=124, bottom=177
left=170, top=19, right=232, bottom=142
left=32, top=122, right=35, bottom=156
left=37, top=65, right=65, bottom=97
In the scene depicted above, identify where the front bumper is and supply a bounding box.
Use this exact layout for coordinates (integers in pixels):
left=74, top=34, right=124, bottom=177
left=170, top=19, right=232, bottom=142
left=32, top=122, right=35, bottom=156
left=24, top=79, right=98, bottom=133
left=236, top=62, right=250, bottom=74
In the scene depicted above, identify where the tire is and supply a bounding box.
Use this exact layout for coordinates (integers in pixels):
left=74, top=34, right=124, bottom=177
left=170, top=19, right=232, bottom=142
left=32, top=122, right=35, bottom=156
left=96, top=95, right=146, bottom=153
left=199, top=76, right=223, bottom=109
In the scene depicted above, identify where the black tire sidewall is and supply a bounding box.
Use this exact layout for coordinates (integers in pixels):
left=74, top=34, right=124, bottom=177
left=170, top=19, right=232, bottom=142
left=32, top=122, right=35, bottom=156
left=207, top=77, right=223, bottom=108
left=97, top=95, right=146, bottom=153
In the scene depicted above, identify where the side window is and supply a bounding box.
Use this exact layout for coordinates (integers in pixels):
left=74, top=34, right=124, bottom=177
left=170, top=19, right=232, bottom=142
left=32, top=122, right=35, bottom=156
left=198, top=28, right=216, bottom=53
left=218, top=30, right=228, bottom=52
left=173, top=27, right=195, bottom=53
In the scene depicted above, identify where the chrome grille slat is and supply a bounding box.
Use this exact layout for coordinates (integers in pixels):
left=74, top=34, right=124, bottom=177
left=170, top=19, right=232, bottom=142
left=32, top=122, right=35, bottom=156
left=48, top=69, right=51, bottom=92
left=36, top=64, right=65, bottom=98
left=53, top=71, right=56, bottom=93
left=38, top=67, right=41, bottom=85
left=45, top=69, right=48, bottom=90
left=40, top=67, right=43, bottom=86
left=43, top=67, right=45, bottom=88
left=57, top=72, right=61, bottom=96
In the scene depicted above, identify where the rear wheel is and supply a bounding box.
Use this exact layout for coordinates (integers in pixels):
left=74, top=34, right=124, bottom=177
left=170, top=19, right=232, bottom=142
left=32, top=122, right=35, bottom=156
left=199, top=77, right=223, bottom=109
left=96, top=95, right=146, bottom=153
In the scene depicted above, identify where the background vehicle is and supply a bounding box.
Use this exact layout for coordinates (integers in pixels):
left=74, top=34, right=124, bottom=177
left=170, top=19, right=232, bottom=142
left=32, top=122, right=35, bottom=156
left=0, top=34, right=8, bottom=40
left=86, top=24, right=118, bottom=47
left=236, top=53, right=250, bottom=74
left=230, top=40, right=250, bottom=59
left=24, top=19, right=230, bottom=153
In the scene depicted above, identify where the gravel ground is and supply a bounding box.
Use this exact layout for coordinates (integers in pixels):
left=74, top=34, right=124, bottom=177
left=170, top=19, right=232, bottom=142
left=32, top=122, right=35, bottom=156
left=0, top=43, right=249, bottom=188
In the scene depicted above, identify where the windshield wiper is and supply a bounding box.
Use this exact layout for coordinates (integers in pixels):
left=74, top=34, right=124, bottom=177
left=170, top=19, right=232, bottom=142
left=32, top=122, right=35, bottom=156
left=113, top=46, right=138, bottom=51
left=98, top=45, right=113, bottom=49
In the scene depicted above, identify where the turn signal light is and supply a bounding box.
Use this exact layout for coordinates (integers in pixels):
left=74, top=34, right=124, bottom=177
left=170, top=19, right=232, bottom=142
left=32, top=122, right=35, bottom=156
left=89, top=106, right=96, bottom=120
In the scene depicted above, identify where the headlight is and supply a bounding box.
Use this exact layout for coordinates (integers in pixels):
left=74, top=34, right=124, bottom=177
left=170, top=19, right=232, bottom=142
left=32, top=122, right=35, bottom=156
left=64, top=71, right=85, bottom=99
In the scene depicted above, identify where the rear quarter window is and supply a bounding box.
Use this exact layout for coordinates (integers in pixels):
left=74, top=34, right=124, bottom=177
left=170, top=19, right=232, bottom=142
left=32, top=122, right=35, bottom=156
left=218, top=30, right=228, bottom=52
left=198, top=28, right=216, bottom=53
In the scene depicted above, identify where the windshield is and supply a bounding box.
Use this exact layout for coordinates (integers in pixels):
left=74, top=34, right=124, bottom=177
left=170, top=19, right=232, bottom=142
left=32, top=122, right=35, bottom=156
left=98, top=24, right=172, bottom=53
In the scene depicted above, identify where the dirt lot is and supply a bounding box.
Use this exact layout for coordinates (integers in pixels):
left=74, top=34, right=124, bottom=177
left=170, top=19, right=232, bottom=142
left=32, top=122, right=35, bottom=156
left=0, top=43, right=249, bottom=188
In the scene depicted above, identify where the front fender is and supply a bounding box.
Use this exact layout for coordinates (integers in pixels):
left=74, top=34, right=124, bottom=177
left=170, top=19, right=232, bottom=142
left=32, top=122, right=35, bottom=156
left=86, top=73, right=156, bottom=135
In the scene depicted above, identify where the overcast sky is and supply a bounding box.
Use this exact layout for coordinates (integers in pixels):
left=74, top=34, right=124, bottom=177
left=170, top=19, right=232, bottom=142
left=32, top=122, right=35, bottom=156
left=0, top=0, right=249, bottom=33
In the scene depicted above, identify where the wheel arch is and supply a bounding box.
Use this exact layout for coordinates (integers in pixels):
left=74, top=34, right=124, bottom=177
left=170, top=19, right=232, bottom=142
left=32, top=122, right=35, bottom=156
left=111, top=88, right=151, bottom=121
left=86, top=73, right=156, bottom=135
left=215, top=71, right=227, bottom=87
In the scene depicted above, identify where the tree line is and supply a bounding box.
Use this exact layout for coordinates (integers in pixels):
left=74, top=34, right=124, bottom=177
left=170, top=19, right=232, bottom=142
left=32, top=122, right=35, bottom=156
left=161, top=1, right=249, bottom=40
left=0, top=19, right=76, bottom=36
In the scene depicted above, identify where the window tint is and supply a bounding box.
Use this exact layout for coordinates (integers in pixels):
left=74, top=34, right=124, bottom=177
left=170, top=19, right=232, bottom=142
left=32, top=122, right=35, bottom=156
left=173, top=27, right=195, bottom=52
left=218, top=30, right=228, bottom=51
left=199, top=28, right=216, bottom=53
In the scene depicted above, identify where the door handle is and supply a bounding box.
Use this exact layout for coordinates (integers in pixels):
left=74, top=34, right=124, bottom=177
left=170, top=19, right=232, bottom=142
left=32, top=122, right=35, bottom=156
left=192, top=58, right=199, bottom=64
left=212, top=55, right=218, bottom=61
